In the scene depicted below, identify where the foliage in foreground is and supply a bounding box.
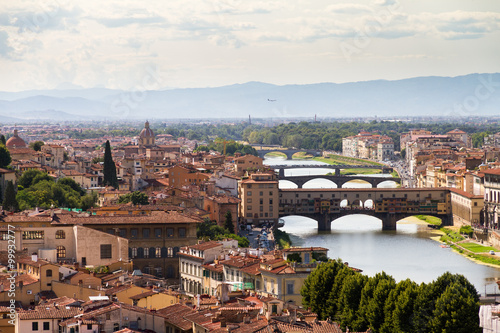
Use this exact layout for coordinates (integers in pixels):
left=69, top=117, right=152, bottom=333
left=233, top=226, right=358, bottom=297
left=301, top=260, right=480, bottom=333
left=274, top=229, right=292, bottom=249
left=16, top=170, right=96, bottom=211
left=118, top=191, right=149, bottom=205
left=197, top=219, right=249, bottom=248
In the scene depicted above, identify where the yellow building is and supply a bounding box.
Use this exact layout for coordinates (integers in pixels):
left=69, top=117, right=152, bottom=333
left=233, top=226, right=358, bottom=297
left=238, top=172, right=279, bottom=226
left=130, top=290, right=180, bottom=309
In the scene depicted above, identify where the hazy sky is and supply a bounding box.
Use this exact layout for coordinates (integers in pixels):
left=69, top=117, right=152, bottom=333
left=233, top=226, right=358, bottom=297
left=0, top=0, right=499, bottom=91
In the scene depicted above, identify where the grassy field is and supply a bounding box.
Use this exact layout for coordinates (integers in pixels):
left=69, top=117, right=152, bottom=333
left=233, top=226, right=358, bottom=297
left=416, top=215, right=442, bottom=226
left=292, top=152, right=314, bottom=159
left=265, top=151, right=287, bottom=158
left=459, top=242, right=496, bottom=253
left=339, top=168, right=383, bottom=175
left=440, top=227, right=465, bottom=243
left=313, top=154, right=383, bottom=166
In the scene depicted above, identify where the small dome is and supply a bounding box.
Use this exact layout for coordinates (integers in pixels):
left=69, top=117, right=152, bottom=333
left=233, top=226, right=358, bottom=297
left=6, top=129, right=26, bottom=148
left=139, top=121, right=154, bottom=138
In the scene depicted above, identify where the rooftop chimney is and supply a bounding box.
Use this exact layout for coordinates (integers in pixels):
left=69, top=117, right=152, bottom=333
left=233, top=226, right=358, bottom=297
left=32, top=254, right=38, bottom=262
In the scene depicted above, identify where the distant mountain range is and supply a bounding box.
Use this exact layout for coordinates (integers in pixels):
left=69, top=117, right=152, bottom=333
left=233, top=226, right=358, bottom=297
left=0, top=73, right=498, bottom=122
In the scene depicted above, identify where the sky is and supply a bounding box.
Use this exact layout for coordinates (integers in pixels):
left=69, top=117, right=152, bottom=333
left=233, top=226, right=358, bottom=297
left=0, top=0, right=499, bottom=91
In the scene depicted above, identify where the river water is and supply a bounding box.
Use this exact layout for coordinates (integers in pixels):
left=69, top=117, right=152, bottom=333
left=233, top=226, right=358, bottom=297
left=265, top=156, right=500, bottom=295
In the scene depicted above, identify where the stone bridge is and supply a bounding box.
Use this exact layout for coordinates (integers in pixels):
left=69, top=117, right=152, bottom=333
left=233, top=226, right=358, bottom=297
left=279, top=188, right=452, bottom=230
left=269, top=165, right=394, bottom=177
left=252, top=146, right=322, bottom=160
left=278, top=174, right=401, bottom=188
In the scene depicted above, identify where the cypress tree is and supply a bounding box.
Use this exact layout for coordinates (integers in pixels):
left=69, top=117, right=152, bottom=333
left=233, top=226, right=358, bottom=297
left=224, top=210, right=234, bottom=234
left=0, top=135, right=5, bottom=145
left=2, top=181, right=18, bottom=212
left=103, top=140, right=118, bottom=188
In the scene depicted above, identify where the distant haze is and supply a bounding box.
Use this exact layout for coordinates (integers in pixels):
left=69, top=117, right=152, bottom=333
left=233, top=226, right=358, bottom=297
left=0, top=73, right=498, bottom=122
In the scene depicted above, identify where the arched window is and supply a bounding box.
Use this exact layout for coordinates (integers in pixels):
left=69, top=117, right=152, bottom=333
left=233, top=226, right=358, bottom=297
left=160, top=247, right=167, bottom=258
left=132, top=248, right=137, bottom=258
left=173, top=247, right=180, bottom=257
left=137, top=248, right=144, bottom=259
left=56, top=246, right=66, bottom=259
left=149, top=247, right=155, bottom=258
left=156, top=247, right=162, bottom=258
left=55, top=230, right=65, bottom=239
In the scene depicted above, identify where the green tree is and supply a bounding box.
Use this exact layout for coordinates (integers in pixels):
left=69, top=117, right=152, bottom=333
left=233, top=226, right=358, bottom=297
left=325, top=265, right=356, bottom=319
left=0, top=135, right=5, bottom=145
left=29, top=141, right=45, bottom=151
left=224, top=210, right=234, bottom=234
left=0, top=145, right=11, bottom=168
left=400, top=147, right=406, bottom=159
left=353, top=271, right=395, bottom=332
left=413, top=272, right=479, bottom=333
left=118, top=191, right=149, bottom=205
left=380, top=279, right=418, bottom=333
left=429, top=281, right=481, bottom=332
left=301, top=259, right=345, bottom=320
left=58, top=177, right=85, bottom=196
left=18, top=170, right=48, bottom=188
left=103, top=140, right=118, bottom=188
left=2, top=181, right=18, bottom=212
left=337, top=273, right=368, bottom=330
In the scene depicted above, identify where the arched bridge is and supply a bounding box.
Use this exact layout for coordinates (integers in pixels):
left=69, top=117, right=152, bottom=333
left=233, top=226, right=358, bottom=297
left=252, top=146, right=322, bottom=160
left=269, top=164, right=393, bottom=177
left=279, top=188, right=451, bottom=231
left=279, top=174, right=401, bottom=188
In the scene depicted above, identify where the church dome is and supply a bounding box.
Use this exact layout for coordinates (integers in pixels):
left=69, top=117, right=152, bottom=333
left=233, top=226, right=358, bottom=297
left=139, top=121, right=154, bottom=138
left=6, top=129, right=26, bottom=148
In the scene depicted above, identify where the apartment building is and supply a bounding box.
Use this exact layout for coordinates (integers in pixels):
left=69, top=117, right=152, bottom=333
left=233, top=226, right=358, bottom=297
left=238, top=172, right=279, bottom=226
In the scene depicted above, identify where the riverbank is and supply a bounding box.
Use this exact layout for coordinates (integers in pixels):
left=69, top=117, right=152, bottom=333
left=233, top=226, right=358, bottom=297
left=436, top=226, right=500, bottom=268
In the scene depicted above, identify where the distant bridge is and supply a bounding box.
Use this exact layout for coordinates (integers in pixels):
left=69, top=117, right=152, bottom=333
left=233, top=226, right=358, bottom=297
left=251, top=145, right=322, bottom=160
left=278, top=174, right=401, bottom=188
left=268, top=164, right=393, bottom=177
left=279, top=187, right=451, bottom=231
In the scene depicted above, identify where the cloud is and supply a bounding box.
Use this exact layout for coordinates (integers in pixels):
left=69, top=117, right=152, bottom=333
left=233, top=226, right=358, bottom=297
left=0, top=30, right=13, bottom=58
left=327, top=4, right=374, bottom=14
left=0, top=6, right=82, bottom=33
left=95, top=16, right=167, bottom=28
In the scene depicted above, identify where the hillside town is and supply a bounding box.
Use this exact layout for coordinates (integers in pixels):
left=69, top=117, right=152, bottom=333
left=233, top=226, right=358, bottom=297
left=1, top=121, right=500, bottom=332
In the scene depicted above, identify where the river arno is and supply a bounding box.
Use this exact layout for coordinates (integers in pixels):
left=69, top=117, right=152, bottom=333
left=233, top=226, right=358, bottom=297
left=265, top=157, right=500, bottom=295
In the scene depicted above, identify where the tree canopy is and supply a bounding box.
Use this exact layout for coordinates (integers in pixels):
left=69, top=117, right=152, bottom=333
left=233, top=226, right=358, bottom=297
left=0, top=145, right=11, bottom=169
left=118, top=191, right=149, bottom=205
left=300, top=260, right=481, bottom=332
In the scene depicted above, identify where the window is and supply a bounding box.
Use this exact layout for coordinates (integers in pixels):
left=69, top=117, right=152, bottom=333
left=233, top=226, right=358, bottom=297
left=55, top=230, right=65, bottom=239
left=247, top=205, right=252, bottom=210
left=43, top=322, right=49, bottom=330
left=142, top=228, right=150, bottom=238
left=287, top=282, right=294, bottom=294
left=247, top=191, right=252, bottom=196
left=101, top=244, right=112, bottom=259
left=167, top=228, right=174, bottom=237
left=119, top=229, right=127, bottom=238
left=179, top=228, right=186, bottom=238
left=260, top=198, right=263, bottom=204
left=154, top=228, right=162, bottom=238
left=130, top=229, right=138, bottom=239
left=23, top=231, right=44, bottom=240
left=247, top=198, right=252, bottom=203
left=259, top=191, right=263, bottom=196
left=87, top=324, right=92, bottom=330
left=269, top=199, right=273, bottom=204
left=0, top=231, right=8, bottom=240
left=46, top=269, right=52, bottom=277
left=156, top=247, right=161, bottom=258
left=132, top=247, right=137, bottom=258
left=32, top=322, right=39, bottom=331
left=57, top=246, right=66, bottom=259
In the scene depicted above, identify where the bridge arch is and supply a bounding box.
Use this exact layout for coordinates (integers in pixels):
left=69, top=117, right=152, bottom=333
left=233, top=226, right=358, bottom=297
left=376, top=179, right=400, bottom=188
left=301, top=178, right=338, bottom=189
left=364, top=199, right=374, bottom=209
left=341, top=179, right=373, bottom=188
left=262, top=151, right=288, bottom=159
left=278, top=180, right=298, bottom=189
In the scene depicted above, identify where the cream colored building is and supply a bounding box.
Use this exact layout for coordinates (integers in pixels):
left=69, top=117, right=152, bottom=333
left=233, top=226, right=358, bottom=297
left=238, top=172, right=279, bottom=226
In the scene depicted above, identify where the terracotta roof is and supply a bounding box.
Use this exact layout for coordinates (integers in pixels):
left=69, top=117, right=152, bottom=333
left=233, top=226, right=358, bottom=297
left=188, top=241, right=223, bottom=251
left=155, top=304, right=195, bottom=330
left=129, top=291, right=158, bottom=300
left=18, top=306, right=83, bottom=320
